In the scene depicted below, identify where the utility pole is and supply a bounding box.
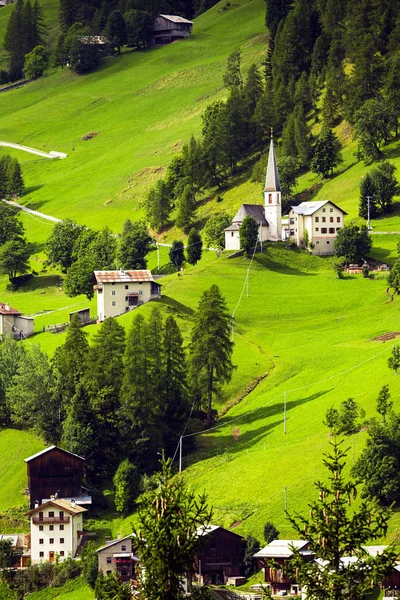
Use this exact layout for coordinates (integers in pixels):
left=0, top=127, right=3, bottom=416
left=366, top=196, right=372, bottom=230
left=179, top=436, right=183, bottom=473
left=284, top=391, right=287, bottom=434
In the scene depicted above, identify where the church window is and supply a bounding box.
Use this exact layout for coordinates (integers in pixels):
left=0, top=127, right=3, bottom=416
left=268, top=194, right=272, bottom=204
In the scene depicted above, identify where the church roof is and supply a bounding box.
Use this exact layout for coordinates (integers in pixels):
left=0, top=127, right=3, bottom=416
left=231, top=204, right=268, bottom=226
left=264, top=137, right=281, bottom=192
left=292, top=200, right=348, bottom=216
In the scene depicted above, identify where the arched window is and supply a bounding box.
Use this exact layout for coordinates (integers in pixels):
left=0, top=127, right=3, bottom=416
left=268, top=194, right=273, bottom=204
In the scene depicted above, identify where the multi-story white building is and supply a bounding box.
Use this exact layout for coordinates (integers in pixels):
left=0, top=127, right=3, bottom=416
left=26, top=498, right=87, bottom=564
left=224, top=136, right=282, bottom=251
left=288, top=200, right=347, bottom=256
left=94, top=270, right=162, bottom=322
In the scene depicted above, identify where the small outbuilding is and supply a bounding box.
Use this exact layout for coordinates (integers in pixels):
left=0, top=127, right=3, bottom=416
left=193, top=525, right=245, bottom=585
left=97, top=535, right=139, bottom=582
left=0, top=301, right=34, bottom=339
left=151, top=14, right=193, bottom=46
left=254, top=539, right=312, bottom=596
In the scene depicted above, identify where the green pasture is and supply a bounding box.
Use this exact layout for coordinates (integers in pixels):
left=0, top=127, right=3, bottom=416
left=0, top=429, right=44, bottom=512
left=26, top=578, right=93, bottom=600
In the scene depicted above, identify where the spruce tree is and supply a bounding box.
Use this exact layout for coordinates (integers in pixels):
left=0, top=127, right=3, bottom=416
left=239, top=215, right=259, bottom=257
left=53, top=313, right=89, bottom=404
left=385, top=53, right=400, bottom=136
left=59, top=0, right=80, bottom=32
left=223, top=48, right=242, bottom=90
left=288, top=441, right=397, bottom=600
left=105, top=10, right=127, bottom=54
left=176, top=184, right=196, bottom=233
left=169, top=240, right=185, bottom=269
left=190, top=285, right=234, bottom=428
left=145, top=180, right=172, bottom=232
left=310, top=127, right=342, bottom=178
left=6, top=158, right=24, bottom=198
left=4, top=0, right=25, bottom=80
left=244, top=63, right=264, bottom=116
left=32, top=0, right=46, bottom=47
left=186, top=229, right=202, bottom=266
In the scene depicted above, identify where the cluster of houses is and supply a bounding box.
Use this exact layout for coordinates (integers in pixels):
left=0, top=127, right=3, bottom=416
left=0, top=444, right=397, bottom=597
left=224, top=135, right=348, bottom=256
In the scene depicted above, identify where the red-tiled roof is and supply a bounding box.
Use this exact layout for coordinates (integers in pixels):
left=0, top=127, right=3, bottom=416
left=94, top=270, right=154, bottom=284
left=0, top=302, right=21, bottom=315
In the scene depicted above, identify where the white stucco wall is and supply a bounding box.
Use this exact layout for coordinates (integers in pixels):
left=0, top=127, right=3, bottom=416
left=30, top=509, right=82, bottom=564
left=97, top=281, right=155, bottom=321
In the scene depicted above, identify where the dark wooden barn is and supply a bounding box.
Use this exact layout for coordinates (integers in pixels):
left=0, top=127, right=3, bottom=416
left=151, top=15, right=193, bottom=46
left=193, top=525, right=245, bottom=585
left=25, top=446, right=90, bottom=509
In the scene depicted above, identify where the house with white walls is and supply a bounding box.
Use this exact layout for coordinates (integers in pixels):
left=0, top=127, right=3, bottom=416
left=287, top=200, right=347, bottom=255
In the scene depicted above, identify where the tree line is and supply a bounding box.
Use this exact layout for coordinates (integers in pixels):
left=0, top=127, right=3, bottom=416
left=0, top=283, right=233, bottom=489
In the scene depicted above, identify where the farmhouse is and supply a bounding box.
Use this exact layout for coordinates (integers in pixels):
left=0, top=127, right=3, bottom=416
left=0, top=301, right=34, bottom=339
left=288, top=200, right=347, bottom=256
left=26, top=498, right=87, bottom=564
left=224, top=136, right=282, bottom=251
left=25, top=446, right=91, bottom=509
left=193, top=525, right=245, bottom=585
left=97, top=534, right=139, bottom=581
left=151, top=15, right=193, bottom=46
left=94, top=269, right=161, bottom=322
left=254, top=539, right=312, bottom=596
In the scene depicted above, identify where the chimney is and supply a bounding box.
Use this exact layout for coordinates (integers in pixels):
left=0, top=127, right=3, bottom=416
left=117, top=533, right=121, bottom=540
left=4, top=303, right=10, bottom=311
left=71, top=499, right=76, bottom=508
left=34, top=501, right=39, bottom=509
left=50, top=495, right=55, bottom=500
left=105, top=536, right=112, bottom=546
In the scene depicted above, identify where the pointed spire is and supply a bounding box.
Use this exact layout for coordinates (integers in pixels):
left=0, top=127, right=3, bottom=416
left=264, top=132, right=281, bottom=192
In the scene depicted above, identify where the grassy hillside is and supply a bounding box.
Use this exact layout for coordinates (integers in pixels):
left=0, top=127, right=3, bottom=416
left=0, top=429, right=45, bottom=512
left=26, top=578, right=93, bottom=600
left=0, top=0, right=267, bottom=232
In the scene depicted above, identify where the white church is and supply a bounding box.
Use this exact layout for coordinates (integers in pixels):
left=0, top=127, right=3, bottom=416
left=224, top=136, right=346, bottom=256
left=224, top=136, right=282, bottom=251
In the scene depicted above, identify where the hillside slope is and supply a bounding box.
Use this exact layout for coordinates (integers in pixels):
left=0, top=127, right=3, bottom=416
left=0, top=0, right=267, bottom=231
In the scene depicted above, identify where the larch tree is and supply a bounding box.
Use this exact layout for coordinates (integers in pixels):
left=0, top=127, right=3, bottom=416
left=388, top=344, right=400, bottom=375
left=376, top=384, right=393, bottom=424
left=287, top=440, right=397, bottom=600
left=190, top=285, right=234, bottom=428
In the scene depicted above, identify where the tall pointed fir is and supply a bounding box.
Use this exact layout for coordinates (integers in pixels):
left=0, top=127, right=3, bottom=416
left=4, top=0, right=25, bottom=80
left=186, top=229, right=202, bottom=266
left=190, top=285, right=234, bottom=428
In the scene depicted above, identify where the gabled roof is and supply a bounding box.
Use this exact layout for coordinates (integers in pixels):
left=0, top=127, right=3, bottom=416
left=159, top=14, right=193, bottom=24
left=25, top=445, right=85, bottom=463
left=254, top=540, right=309, bottom=559
left=292, top=200, right=348, bottom=216
left=231, top=204, right=268, bottom=226
left=26, top=498, right=87, bottom=517
left=196, top=524, right=244, bottom=540
left=0, top=302, right=21, bottom=315
left=264, top=137, right=281, bottom=192
left=97, top=534, right=134, bottom=553
left=94, top=270, right=154, bottom=284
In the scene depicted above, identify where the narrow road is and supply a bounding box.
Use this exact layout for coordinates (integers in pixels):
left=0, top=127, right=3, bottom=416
left=0, top=141, right=67, bottom=159
left=2, top=199, right=62, bottom=223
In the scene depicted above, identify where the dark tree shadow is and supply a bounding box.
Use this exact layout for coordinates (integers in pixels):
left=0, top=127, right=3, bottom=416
left=22, top=184, right=43, bottom=196
left=22, top=275, right=63, bottom=292
left=158, top=295, right=195, bottom=317
left=253, top=252, right=317, bottom=277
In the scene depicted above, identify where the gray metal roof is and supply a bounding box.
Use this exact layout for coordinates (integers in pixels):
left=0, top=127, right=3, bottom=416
left=264, top=138, right=281, bottom=192
left=97, top=534, right=134, bottom=553
left=254, top=540, right=309, bottom=559
left=232, top=204, right=268, bottom=226
left=159, top=14, right=193, bottom=24
left=292, top=200, right=348, bottom=216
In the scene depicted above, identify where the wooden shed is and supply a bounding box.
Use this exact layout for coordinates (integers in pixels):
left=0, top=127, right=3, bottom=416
left=193, top=525, right=245, bottom=585
left=25, top=446, right=88, bottom=509
left=151, top=15, right=193, bottom=46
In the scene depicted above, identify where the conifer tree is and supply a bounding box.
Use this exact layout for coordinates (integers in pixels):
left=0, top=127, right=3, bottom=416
left=201, top=101, right=227, bottom=187
left=244, top=63, right=264, bottom=116
left=240, top=215, right=259, bottom=257
left=169, top=240, right=185, bottom=269
left=53, top=313, right=89, bottom=404
left=376, top=384, right=392, bottom=424
left=310, top=128, right=342, bottom=178
left=4, top=0, right=26, bottom=80
left=288, top=441, right=397, bottom=599
left=176, top=184, right=196, bottom=233
left=6, top=158, right=24, bottom=197
left=223, top=48, right=242, bottom=90
left=388, top=344, right=400, bottom=376
left=190, top=285, right=234, bottom=428
left=186, top=229, right=202, bottom=266
left=145, top=180, right=172, bottom=232
left=105, top=10, right=127, bottom=54
left=293, top=105, right=312, bottom=168
left=32, top=0, right=46, bottom=47
left=59, top=0, right=80, bottom=32
left=118, top=219, right=154, bottom=270
left=384, top=53, right=400, bottom=136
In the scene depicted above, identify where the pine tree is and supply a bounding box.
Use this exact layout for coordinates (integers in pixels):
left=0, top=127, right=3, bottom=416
left=4, top=0, right=26, bottom=80
left=145, top=180, right=172, bottom=232
left=53, top=313, right=89, bottom=404
left=186, top=228, right=202, bottom=266
left=384, top=53, right=400, bottom=136
left=0, top=156, right=12, bottom=200
left=176, top=184, right=196, bottom=233
left=201, top=101, right=228, bottom=187
left=59, top=0, right=80, bottom=32
left=223, top=48, right=242, bottom=90
left=105, top=10, right=127, bottom=54
left=190, top=285, right=234, bottom=428
left=162, top=316, right=189, bottom=453
left=265, top=0, right=292, bottom=37
left=310, top=127, right=342, bottom=178
left=32, top=0, right=46, bottom=47
left=293, top=105, right=312, bottom=168
left=169, top=240, right=185, bottom=269
left=6, top=158, right=24, bottom=197
left=244, top=63, right=264, bottom=116
left=288, top=440, right=397, bottom=600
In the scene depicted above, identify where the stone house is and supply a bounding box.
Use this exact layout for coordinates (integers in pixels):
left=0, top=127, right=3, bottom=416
left=93, top=270, right=161, bottom=322
left=288, top=200, right=347, bottom=256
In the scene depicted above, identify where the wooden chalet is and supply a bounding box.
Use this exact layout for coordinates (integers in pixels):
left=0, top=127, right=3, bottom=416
left=151, top=15, right=193, bottom=46
left=193, top=525, right=245, bottom=585
left=25, top=446, right=91, bottom=509
left=254, top=540, right=312, bottom=596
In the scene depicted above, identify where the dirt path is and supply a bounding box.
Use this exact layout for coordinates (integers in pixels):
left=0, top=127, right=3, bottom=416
left=0, top=141, right=67, bottom=159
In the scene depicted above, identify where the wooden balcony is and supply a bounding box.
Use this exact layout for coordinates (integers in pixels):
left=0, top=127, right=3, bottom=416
left=32, top=516, right=70, bottom=524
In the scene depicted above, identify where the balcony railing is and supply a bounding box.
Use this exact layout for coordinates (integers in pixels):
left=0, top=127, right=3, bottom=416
left=32, top=516, right=70, bottom=524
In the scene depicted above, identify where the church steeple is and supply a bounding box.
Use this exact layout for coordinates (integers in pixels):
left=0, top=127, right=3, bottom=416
left=264, top=131, right=282, bottom=241
left=264, top=131, right=281, bottom=192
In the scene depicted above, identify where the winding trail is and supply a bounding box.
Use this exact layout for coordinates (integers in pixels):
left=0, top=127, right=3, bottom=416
left=0, top=141, right=67, bottom=159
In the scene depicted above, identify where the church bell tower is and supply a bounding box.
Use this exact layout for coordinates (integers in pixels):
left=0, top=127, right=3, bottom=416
left=264, top=133, right=282, bottom=242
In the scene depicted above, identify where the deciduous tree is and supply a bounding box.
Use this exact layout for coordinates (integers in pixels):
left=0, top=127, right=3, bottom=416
left=377, top=384, right=393, bottom=424
left=0, top=237, right=30, bottom=282
left=186, top=229, right=203, bottom=266
left=169, top=240, right=185, bottom=269
left=334, top=224, right=372, bottom=264
left=46, top=219, right=85, bottom=271
left=239, top=215, right=259, bottom=256
left=388, top=344, right=400, bottom=375
left=113, top=459, right=139, bottom=515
